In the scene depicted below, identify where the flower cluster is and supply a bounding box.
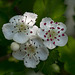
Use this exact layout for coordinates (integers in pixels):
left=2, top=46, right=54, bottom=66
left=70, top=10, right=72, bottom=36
left=2, top=12, right=68, bottom=68
left=38, top=18, right=68, bottom=49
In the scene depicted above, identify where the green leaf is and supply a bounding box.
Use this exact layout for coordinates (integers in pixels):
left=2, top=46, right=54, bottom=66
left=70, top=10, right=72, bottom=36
left=4, top=71, right=27, bottom=75
left=33, top=0, right=66, bottom=26
left=0, top=60, right=25, bottom=75
left=58, top=36, right=75, bottom=75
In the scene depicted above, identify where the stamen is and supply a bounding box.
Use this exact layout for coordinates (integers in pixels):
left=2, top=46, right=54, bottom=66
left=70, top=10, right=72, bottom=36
left=58, top=35, right=60, bottom=37
left=34, top=42, right=35, bottom=44
left=50, top=39, right=53, bottom=41
left=14, top=26, right=16, bottom=28
left=27, top=27, right=29, bottom=29
left=53, top=42, right=55, bottom=44
left=58, top=31, right=60, bottom=33
left=48, top=30, right=50, bottom=32
left=42, top=29, right=44, bottom=31
left=58, top=23, right=60, bottom=25
left=24, top=28, right=26, bottom=30
left=44, top=23, right=46, bottom=25
left=44, top=35, right=46, bottom=38
left=25, top=16, right=27, bottom=23
left=52, top=27, right=55, bottom=29
left=61, top=28, right=64, bottom=31
left=46, top=33, right=48, bottom=35
left=22, top=20, right=24, bottom=22
left=25, top=48, right=27, bottom=50
left=23, top=58, right=24, bottom=60
left=30, top=31, right=33, bottom=33
left=28, top=54, right=29, bottom=56
left=62, top=34, right=65, bottom=36
left=37, top=52, right=38, bottom=53
left=31, top=40, right=32, bottom=41
left=27, top=33, right=28, bottom=35
left=34, top=53, right=36, bottom=56
left=54, top=37, right=57, bottom=39
left=25, top=45, right=26, bottom=46
left=12, top=31, right=13, bottom=33
left=55, top=22, right=58, bottom=24
left=50, top=27, right=52, bottom=29
left=25, top=61, right=27, bottom=63
left=47, top=39, right=49, bottom=41
left=57, top=27, right=60, bottom=29
left=36, top=47, right=38, bottom=48
left=36, top=60, right=38, bottom=62
left=50, top=34, right=51, bottom=37
left=50, top=21, right=53, bottom=24
left=27, top=20, right=33, bottom=24
left=57, top=39, right=60, bottom=41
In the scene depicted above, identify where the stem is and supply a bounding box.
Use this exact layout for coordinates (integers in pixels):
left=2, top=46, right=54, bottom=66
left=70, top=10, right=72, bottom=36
left=0, top=53, right=12, bottom=62
left=14, top=6, right=22, bottom=15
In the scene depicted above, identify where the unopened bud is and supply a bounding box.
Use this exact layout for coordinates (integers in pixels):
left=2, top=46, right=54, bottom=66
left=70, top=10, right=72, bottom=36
left=10, top=42, right=20, bottom=51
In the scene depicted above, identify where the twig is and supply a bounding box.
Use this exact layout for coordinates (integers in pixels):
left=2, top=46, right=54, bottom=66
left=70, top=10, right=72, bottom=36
left=14, top=6, right=22, bottom=15
left=0, top=53, right=12, bottom=62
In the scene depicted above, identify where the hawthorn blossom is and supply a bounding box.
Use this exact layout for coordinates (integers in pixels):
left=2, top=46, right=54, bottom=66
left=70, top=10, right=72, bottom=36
left=2, top=12, right=37, bottom=43
left=38, top=17, right=68, bottom=49
left=12, top=36, right=49, bottom=68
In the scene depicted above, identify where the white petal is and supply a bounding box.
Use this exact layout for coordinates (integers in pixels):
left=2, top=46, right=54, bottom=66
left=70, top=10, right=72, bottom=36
left=30, top=36, right=44, bottom=47
left=55, top=34, right=68, bottom=46
left=55, top=22, right=67, bottom=35
left=12, top=50, right=25, bottom=60
left=43, top=40, right=56, bottom=49
left=24, top=12, right=37, bottom=27
left=37, top=28, right=47, bottom=40
left=9, top=15, right=25, bottom=26
left=2, top=23, right=15, bottom=40
left=29, top=26, right=38, bottom=36
left=40, top=17, right=54, bottom=31
left=36, top=47, right=49, bottom=60
left=13, top=32, right=29, bottom=44
left=24, top=56, right=39, bottom=68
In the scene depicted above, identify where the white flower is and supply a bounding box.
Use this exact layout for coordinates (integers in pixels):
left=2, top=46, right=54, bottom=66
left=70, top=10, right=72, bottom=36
left=12, top=36, right=49, bottom=68
left=37, top=17, right=68, bottom=49
left=2, top=12, right=38, bottom=44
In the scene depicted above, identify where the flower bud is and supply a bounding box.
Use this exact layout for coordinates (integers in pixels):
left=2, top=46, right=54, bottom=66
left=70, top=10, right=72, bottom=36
left=10, top=42, right=20, bottom=51
left=51, top=64, right=60, bottom=73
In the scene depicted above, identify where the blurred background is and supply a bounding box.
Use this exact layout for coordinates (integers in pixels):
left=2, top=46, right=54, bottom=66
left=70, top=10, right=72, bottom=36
left=0, top=0, right=75, bottom=75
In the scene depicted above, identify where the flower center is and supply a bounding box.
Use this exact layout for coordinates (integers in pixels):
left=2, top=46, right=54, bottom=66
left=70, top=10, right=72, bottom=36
left=46, top=30, right=57, bottom=40
left=20, top=25, right=25, bottom=30
left=18, top=25, right=27, bottom=32
left=14, top=24, right=27, bottom=33
left=27, top=45, right=36, bottom=54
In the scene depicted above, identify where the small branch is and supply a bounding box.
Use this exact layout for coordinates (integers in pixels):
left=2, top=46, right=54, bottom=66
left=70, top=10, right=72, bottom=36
left=14, top=6, right=22, bottom=15
left=0, top=53, right=12, bottom=62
